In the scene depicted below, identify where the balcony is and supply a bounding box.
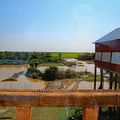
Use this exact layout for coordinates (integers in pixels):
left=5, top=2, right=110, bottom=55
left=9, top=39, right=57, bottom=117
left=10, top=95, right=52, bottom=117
left=0, top=89, right=119, bottom=120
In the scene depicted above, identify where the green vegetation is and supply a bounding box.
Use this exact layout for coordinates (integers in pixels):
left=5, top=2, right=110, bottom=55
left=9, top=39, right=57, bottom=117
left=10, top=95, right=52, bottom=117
left=42, top=66, right=59, bottom=80
left=76, top=72, right=85, bottom=78
left=26, top=53, right=95, bottom=81
left=67, top=108, right=83, bottom=120
left=0, top=107, right=82, bottom=120
left=32, top=107, right=68, bottom=120
left=77, top=53, right=95, bottom=61
left=26, top=53, right=78, bottom=81
left=84, top=75, right=100, bottom=81
left=0, top=51, right=95, bottom=65
left=42, top=67, right=77, bottom=81
left=0, top=107, right=16, bottom=120
left=0, top=51, right=29, bottom=65
left=26, top=67, right=42, bottom=79
left=51, top=53, right=79, bottom=58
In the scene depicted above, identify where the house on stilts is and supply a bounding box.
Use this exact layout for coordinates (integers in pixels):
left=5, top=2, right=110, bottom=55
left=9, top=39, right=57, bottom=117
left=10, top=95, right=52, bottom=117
left=94, top=28, right=120, bottom=89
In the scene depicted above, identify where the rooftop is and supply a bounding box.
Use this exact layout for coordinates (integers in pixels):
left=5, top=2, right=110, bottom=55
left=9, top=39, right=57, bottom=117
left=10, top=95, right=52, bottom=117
left=94, top=28, right=120, bottom=44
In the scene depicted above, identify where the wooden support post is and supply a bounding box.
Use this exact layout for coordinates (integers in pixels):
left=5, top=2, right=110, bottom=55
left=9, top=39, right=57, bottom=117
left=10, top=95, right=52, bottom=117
left=109, top=72, right=114, bottom=114
left=118, top=75, right=120, bottom=89
left=109, top=72, right=113, bottom=89
left=99, top=69, right=104, bottom=89
left=114, top=74, right=118, bottom=89
left=82, top=107, right=98, bottom=120
left=94, top=66, right=97, bottom=90
left=16, top=106, right=32, bottom=120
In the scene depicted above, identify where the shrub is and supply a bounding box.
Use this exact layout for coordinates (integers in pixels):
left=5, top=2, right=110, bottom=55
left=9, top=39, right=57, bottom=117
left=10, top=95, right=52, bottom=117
left=42, top=66, right=59, bottom=81
left=56, top=70, right=66, bottom=79
left=67, top=108, right=83, bottom=120
left=76, top=72, right=84, bottom=78
left=65, top=69, right=76, bottom=78
left=26, top=67, right=42, bottom=78
left=42, top=67, right=77, bottom=81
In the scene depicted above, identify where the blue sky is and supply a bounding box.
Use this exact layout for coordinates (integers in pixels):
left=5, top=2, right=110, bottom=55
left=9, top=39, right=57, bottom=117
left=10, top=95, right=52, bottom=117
left=0, top=0, right=120, bottom=52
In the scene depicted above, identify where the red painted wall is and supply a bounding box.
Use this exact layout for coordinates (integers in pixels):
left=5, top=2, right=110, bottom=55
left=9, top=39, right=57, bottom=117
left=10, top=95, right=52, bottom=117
left=95, top=39, right=120, bottom=73
left=95, top=61, right=120, bottom=73
left=96, top=39, right=120, bottom=52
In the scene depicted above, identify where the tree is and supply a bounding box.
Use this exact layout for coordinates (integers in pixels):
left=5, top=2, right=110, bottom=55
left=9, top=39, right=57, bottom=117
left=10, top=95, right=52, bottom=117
left=46, top=52, right=52, bottom=62
left=77, top=53, right=95, bottom=61
left=0, top=52, right=4, bottom=60
left=58, top=53, right=62, bottom=60
left=28, top=52, right=39, bottom=69
left=42, top=66, right=59, bottom=80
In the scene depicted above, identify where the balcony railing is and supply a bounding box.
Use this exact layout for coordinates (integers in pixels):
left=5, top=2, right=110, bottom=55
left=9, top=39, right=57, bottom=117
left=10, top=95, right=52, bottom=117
left=0, top=89, right=120, bottom=120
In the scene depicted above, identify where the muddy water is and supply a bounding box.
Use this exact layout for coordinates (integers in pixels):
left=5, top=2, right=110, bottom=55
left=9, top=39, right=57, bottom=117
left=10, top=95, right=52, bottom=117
left=0, top=65, right=47, bottom=89
left=0, top=63, right=108, bottom=89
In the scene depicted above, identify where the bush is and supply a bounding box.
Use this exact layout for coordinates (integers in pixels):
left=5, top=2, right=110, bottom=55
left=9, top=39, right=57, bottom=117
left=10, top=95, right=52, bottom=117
left=42, top=66, right=59, bottom=81
left=77, top=53, right=95, bottom=61
left=26, top=67, right=42, bottom=78
left=76, top=72, right=84, bottom=78
left=56, top=70, right=66, bottom=79
left=67, top=108, right=83, bottom=120
left=65, top=69, right=76, bottom=78
left=42, top=67, right=77, bottom=81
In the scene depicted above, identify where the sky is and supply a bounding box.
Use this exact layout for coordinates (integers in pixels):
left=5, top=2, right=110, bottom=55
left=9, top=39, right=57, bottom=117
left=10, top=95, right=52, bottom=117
left=0, top=0, right=120, bottom=52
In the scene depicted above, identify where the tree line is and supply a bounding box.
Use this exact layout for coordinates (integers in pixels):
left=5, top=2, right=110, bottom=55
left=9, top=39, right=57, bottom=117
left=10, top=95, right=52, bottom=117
left=0, top=51, right=62, bottom=65
left=0, top=51, right=95, bottom=65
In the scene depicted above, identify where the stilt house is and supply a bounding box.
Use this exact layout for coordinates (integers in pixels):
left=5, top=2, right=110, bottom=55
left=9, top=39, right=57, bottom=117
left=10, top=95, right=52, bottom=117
left=94, top=28, right=120, bottom=89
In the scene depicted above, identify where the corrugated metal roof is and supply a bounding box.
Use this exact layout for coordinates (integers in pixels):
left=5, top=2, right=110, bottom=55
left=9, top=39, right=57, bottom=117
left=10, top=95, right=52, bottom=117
left=94, top=28, right=120, bottom=44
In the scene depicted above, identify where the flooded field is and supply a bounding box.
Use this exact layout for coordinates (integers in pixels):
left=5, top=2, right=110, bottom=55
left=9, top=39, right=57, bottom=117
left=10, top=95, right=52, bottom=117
left=0, top=61, right=109, bottom=89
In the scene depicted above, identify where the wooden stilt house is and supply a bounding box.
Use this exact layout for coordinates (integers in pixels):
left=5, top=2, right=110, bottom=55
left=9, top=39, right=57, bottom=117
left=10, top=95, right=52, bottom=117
left=94, top=28, right=120, bottom=89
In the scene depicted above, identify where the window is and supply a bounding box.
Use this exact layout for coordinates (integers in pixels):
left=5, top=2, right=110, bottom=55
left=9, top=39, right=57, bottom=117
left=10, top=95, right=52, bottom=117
left=95, top=52, right=101, bottom=61
left=111, top=52, right=120, bottom=64
left=102, top=52, right=111, bottom=63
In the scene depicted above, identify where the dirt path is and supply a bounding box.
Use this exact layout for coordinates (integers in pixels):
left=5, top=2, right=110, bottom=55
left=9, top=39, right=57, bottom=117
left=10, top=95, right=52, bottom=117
left=44, top=78, right=81, bottom=90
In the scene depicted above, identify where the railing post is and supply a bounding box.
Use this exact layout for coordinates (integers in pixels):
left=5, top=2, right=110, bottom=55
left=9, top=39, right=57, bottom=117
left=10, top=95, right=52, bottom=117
left=82, top=107, right=98, bottom=120
left=16, top=106, right=32, bottom=120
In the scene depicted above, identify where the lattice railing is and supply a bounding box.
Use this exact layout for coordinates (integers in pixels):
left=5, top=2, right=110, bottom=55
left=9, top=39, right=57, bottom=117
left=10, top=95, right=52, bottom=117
left=0, top=89, right=120, bottom=120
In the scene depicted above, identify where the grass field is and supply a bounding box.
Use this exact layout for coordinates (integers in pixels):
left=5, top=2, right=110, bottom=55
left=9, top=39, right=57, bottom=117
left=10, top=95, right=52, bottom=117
left=85, top=75, right=100, bottom=81
left=51, top=53, right=79, bottom=58
left=32, top=107, right=69, bottom=120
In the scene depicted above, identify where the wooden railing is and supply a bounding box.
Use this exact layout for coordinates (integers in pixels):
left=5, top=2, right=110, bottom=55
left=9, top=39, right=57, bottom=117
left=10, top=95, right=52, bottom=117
left=0, top=89, right=120, bottom=120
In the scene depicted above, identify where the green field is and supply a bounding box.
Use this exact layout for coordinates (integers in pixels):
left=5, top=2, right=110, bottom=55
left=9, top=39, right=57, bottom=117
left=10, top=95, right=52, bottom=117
left=85, top=75, right=100, bottom=81
left=32, top=107, right=69, bottom=120
left=51, top=53, right=79, bottom=58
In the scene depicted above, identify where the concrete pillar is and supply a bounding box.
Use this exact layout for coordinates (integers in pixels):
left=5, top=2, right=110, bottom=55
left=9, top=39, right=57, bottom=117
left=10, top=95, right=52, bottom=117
left=16, top=106, right=32, bottom=120
left=82, top=107, right=98, bottom=120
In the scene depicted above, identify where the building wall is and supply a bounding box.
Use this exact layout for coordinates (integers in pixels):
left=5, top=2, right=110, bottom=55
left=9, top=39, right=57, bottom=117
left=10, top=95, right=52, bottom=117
left=96, top=39, right=120, bottom=52
left=95, top=40, right=120, bottom=73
